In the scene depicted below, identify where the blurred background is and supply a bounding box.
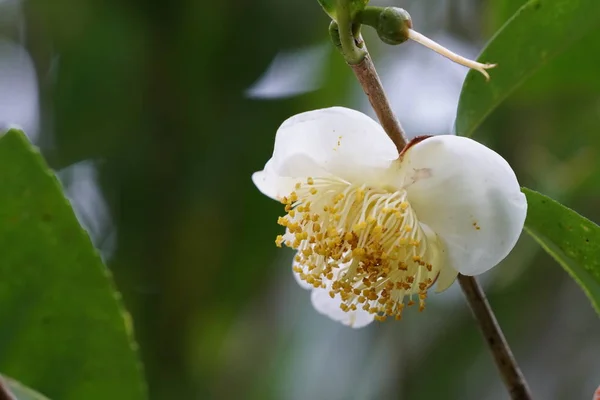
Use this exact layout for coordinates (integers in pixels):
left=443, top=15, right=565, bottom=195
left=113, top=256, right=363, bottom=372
left=1, top=0, right=599, bottom=398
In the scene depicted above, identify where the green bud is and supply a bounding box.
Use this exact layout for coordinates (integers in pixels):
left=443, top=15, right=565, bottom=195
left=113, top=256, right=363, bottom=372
left=357, top=6, right=412, bottom=45
left=377, top=7, right=412, bottom=45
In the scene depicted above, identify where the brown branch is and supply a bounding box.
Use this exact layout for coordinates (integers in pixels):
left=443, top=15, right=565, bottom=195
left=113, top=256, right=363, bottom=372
left=348, top=53, right=408, bottom=153
left=458, top=275, right=533, bottom=400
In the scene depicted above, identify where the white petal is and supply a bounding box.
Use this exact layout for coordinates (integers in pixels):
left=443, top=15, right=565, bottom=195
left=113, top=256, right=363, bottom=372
left=310, top=288, right=374, bottom=329
left=252, top=159, right=278, bottom=199
left=435, top=263, right=459, bottom=293
left=251, top=160, right=297, bottom=200
left=269, top=107, right=398, bottom=183
left=400, top=135, right=527, bottom=276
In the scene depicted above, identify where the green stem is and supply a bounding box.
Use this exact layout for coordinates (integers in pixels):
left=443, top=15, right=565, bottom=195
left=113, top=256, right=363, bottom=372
left=354, top=5, right=382, bottom=27
left=335, top=0, right=365, bottom=64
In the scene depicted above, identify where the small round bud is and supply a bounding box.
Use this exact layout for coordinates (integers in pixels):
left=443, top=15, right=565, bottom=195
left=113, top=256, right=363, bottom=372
left=377, top=7, right=412, bottom=45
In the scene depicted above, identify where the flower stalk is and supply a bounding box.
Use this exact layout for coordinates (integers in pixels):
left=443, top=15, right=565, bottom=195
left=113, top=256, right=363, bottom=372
left=349, top=55, right=408, bottom=152
left=458, top=275, right=533, bottom=400
left=329, top=20, right=408, bottom=152
left=332, top=1, right=531, bottom=399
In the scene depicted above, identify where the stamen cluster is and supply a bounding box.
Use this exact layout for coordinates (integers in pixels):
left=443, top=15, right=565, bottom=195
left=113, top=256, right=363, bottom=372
left=276, top=177, right=441, bottom=321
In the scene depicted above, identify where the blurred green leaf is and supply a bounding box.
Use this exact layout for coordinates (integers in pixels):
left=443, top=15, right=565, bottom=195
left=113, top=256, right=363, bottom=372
left=0, top=130, right=146, bottom=399
left=318, top=0, right=336, bottom=19
left=523, top=188, right=600, bottom=314
left=317, top=0, right=369, bottom=20
left=3, top=376, right=50, bottom=400
left=456, top=0, right=600, bottom=137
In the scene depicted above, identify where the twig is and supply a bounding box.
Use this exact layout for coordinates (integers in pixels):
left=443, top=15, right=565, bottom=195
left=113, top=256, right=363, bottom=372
left=332, top=0, right=408, bottom=152
left=458, top=275, right=533, bottom=400
left=349, top=53, right=408, bottom=153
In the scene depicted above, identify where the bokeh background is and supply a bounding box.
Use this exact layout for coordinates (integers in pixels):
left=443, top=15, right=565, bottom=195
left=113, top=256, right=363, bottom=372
left=1, top=0, right=600, bottom=398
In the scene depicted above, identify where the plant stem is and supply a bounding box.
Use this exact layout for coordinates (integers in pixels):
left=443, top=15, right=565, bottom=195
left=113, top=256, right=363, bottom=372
left=335, top=0, right=365, bottom=64
left=334, top=1, right=408, bottom=151
left=457, top=275, right=533, bottom=400
left=349, top=53, right=408, bottom=153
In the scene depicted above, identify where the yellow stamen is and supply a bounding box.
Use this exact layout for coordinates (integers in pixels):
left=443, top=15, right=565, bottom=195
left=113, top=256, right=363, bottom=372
left=274, top=177, right=442, bottom=322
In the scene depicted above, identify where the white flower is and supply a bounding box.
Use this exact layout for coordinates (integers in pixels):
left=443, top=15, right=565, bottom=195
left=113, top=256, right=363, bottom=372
left=253, top=107, right=527, bottom=328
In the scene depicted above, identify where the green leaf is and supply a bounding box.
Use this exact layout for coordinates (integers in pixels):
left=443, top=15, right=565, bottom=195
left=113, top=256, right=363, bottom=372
left=317, top=0, right=369, bottom=20
left=0, top=130, right=147, bottom=399
left=455, top=0, right=600, bottom=137
left=522, top=188, right=600, bottom=314
left=318, top=0, right=337, bottom=19
left=485, top=0, right=600, bottom=100
left=3, top=376, right=50, bottom=400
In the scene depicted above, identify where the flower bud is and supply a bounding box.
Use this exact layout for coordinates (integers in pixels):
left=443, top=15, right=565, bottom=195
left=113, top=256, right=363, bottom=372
left=376, top=7, right=412, bottom=45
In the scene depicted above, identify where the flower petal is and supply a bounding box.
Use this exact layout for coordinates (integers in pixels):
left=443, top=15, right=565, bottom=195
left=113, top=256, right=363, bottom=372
left=400, top=135, right=527, bottom=276
left=251, top=160, right=299, bottom=200
left=310, top=288, right=374, bottom=328
left=268, top=107, right=398, bottom=184
left=435, top=263, right=459, bottom=293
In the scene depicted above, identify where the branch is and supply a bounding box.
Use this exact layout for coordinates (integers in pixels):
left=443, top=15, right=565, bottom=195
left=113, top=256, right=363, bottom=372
left=458, top=275, right=533, bottom=400
left=349, top=54, right=408, bottom=153
left=331, top=2, right=408, bottom=152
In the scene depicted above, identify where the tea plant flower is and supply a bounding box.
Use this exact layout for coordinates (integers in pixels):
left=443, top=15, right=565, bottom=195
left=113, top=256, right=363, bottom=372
left=253, top=107, right=527, bottom=328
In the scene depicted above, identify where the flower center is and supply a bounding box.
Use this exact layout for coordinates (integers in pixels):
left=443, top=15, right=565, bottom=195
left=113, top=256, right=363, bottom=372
left=276, top=176, right=443, bottom=321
